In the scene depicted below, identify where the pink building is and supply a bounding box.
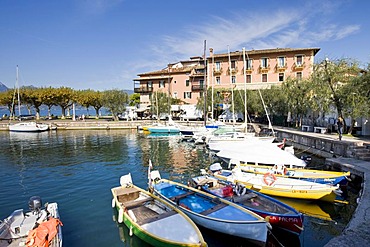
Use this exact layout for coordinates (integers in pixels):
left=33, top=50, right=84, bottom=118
left=134, top=47, right=320, bottom=106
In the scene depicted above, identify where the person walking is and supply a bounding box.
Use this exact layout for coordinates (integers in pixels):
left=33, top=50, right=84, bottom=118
left=337, top=116, right=344, bottom=140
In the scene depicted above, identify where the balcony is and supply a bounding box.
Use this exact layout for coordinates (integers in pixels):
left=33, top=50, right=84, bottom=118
left=245, top=67, right=253, bottom=74
left=134, top=87, right=153, bottom=93
left=227, top=67, right=238, bottom=75
left=275, top=64, right=288, bottom=72
left=258, top=65, right=270, bottom=74
left=292, top=62, right=305, bottom=71
left=191, top=84, right=205, bottom=91
left=213, top=68, right=223, bottom=75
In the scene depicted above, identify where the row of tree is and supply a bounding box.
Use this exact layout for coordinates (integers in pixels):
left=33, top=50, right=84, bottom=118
left=0, top=87, right=137, bottom=121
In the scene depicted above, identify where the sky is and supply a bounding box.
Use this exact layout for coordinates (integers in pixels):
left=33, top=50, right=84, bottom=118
left=0, top=0, right=368, bottom=91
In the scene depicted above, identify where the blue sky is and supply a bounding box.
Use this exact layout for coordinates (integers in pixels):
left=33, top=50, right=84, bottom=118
left=0, top=0, right=368, bottom=91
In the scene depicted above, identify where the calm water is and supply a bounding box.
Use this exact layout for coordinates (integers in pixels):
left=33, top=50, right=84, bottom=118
left=0, top=130, right=356, bottom=247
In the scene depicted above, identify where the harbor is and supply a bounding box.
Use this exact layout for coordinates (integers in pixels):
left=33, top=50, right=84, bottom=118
left=0, top=120, right=369, bottom=246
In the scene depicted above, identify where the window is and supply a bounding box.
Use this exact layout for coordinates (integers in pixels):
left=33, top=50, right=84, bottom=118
left=262, top=74, right=267, bottom=82
left=246, top=59, right=252, bottom=70
left=246, top=75, right=251, bottom=83
left=173, top=92, right=178, bottom=98
left=148, top=81, right=153, bottom=88
left=159, top=80, right=165, bottom=88
left=296, top=55, right=303, bottom=66
left=261, top=58, right=268, bottom=68
left=185, top=80, right=190, bottom=87
left=215, top=62, right=221, bottom=71
left=216, top=77, right=220, bottom=85
left=296, top=72, right=302, bottom=80
left=200, top=92, right=204, bottom=98
left=184, top=92, right=192, bottom=99
left=231, top=60, right=236, bottom=69
left=200, top=80, right=204, bottom=88
left=278, top=57, right=285, bottom=67
left=231, top=76, right=236, bottom=84
left=279, top=73, right=284, bottom=82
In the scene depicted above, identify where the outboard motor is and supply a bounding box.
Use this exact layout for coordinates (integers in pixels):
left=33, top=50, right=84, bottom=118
left=28, top=196, right=42, bottom=213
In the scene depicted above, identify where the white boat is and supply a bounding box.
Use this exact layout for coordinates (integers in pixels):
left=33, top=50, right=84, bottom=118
left=0, top=196, right=62, bottom=247
left=147, top=117, right=180, bottom=133
left=9, top=121, right=50, bottom=132
left=212, top=140, right=307, bottom=168
left=149, top=168, right=269, bottom=246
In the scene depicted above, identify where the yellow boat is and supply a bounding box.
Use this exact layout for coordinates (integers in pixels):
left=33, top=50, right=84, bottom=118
left=239, top=163, right=350, bottom=185
left=209, top=163, right=342, bottom=203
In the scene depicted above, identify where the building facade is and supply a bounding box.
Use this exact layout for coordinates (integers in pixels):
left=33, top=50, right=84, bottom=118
left=133, top=47, right=320, bottom=107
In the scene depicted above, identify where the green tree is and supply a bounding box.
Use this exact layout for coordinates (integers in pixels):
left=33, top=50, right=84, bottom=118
left=150, top=92, right=170, bottom=119
left=0, top=90, right=16, bottom=118
left=54, top=87, right=75, bottom=119
left=102, top=89, right=129, bottom=121
left=129, top=93, right=140, bottom=107
left=42, top=87, right=59, bottom=118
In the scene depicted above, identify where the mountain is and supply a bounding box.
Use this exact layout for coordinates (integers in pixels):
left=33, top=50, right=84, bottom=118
left=0, top=82, right=9, bottom=92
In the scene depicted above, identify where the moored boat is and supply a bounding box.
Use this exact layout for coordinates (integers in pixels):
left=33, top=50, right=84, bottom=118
left=189, top=174, right=304, bottom=235
left=8, top=121, right=50, bottom=132
left=111, top=173, right=206, bottom=247
left=149, top=168, right=270, bottom=247
left=239, top=163, right=351, bottom=185
left=0, top=196, right=62, bottom=247
left=208, top=162, right=343, bottom=203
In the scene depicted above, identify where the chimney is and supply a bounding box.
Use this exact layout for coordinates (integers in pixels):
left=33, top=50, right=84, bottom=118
left=209, top=48, right=214, bottom=57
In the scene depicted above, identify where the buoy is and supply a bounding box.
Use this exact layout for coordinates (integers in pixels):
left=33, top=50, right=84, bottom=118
left=111, top=198, right=115, bottom=208
left=129, top=226, right=133, bottom=237
left=263, top=173, right=277, bottom=186
left=118, top=208, right=124, bottom=223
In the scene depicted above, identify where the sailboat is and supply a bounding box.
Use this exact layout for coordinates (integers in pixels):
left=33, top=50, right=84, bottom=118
left=8, top=66, right=50, bottom=132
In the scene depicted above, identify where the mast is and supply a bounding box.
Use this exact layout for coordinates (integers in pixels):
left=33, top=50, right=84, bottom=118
left=16, top=65, right=21, bottom=116
left=228, top=46, right=235, bottom=125
left=243, top=48, right=247, bottom=125
left=203, top=40, right=207, bottom=126
left=211, top=49, right=214, bottom=121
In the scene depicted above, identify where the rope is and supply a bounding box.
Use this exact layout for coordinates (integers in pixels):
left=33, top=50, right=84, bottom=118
left=267, top=229, right=285, bottom=247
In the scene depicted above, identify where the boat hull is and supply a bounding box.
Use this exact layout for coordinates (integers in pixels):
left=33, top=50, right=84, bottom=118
left=9, top=122, right=49, bottom=132
left=151, top=179, right=268, bottom=246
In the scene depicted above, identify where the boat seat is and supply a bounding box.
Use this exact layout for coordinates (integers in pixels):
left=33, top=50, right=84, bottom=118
left=170, top=191, right=195, bottom=202
left=200, top=203, right=227, bottom=216
left=122, top=197, right=153, bottom=209
left=138, top=210, right=177, bottom=225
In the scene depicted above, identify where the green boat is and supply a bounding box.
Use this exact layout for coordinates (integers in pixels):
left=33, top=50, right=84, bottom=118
left=111, top=173, right=207, bottom=247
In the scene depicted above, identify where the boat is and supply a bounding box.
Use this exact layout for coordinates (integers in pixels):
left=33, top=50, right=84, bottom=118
left=211, top=140, right=307, bottom=168
left=9, top=121, right=50, bottom=132
left=208, top=162, right=343, bottom=203
left=0, top=196, right=62, bottom=247
left=147, top=117, right=180, bottom=134
left=111, top=173, right=206, bottom=247
left=239, top=163, right=350, bottom=185
left=8, top=66, right=50, bottom=133
left=149, top=167, right=269, bottom=247
left=189, top=173, right=304, bottom=235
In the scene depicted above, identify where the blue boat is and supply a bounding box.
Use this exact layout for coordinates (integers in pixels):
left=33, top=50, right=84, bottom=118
left=149, top=169, right=269, bottom=247
left=189, top=174, right=304, bottom=235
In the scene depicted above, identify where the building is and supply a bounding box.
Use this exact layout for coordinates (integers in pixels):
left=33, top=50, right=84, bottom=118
left=133, top=47, right=320, bottom=107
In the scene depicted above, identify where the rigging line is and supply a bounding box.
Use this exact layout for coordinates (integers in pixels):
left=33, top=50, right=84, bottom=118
left=267, top=229, right=285, bottom=247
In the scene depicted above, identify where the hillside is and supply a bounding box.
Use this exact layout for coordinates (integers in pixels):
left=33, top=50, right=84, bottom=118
left=0, top=82, right=9, bottom=92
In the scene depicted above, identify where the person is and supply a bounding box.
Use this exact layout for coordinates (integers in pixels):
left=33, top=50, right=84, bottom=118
left=337, top=116, right=344, bottom=140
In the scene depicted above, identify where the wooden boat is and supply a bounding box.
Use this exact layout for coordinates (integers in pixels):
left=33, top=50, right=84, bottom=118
left=149, top=169, right=269, bottom=247
left=189, top=174, right=304, bottom=235
left=239, top=163, right=351, bottom=185
left=208, top=162, right=343, bottom=203
left=111, top=173, right=206, bottom=247
left=0, top=196, right=62, bottom=247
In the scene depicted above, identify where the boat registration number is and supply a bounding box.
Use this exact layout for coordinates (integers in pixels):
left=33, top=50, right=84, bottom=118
left=292, top=190, right=308, bottom=193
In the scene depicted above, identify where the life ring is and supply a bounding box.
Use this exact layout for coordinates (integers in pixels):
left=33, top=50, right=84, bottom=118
left=263, top=173, right=277, bottom=186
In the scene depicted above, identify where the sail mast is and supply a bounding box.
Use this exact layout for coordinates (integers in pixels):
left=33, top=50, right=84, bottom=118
left=228, top=46, right=235, bottom=125
left=16, top=65, right=21, bottom=116
left=243, top=48, right=247, bottom=125
left=203, top=40, right=207, bottom=126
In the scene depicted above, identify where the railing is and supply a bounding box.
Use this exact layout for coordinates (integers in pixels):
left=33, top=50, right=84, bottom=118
left=191, top=85, right=204, bottom=91
left=258, top=65, right=270, bottom=73
left=292, top=62, right=305, bottom=71
left=134, top=87, right=153, bottom=93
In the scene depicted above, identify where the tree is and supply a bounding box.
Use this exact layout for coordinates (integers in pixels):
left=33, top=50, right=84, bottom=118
left=54, top=87, right=75, bottom=119
left=0, top=90, right=16, bottom=118
left=21, top=87, right=44, bottom=120
left=129, top=93, right=140, bottom=107
left=102, top=89, right=128, bottom=121
left=42, top=87, right=59, bottom=118
left=150, top=92, right=170, bottom=119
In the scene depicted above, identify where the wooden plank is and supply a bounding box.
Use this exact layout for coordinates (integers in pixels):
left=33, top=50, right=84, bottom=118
left=200, top=203, right=228, bottom=216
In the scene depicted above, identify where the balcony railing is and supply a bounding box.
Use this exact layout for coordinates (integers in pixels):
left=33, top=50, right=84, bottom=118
left=227, top=67, right=238, bottom=75
left=292, top=62, right=305, bottom=71
left=191, top=85, right=205, bottom=91
left=213, top=68, right=223, bottom=75
left=258, top=65, right=270, bottom=73
left=134, top=87, right=153, bottom=93
left=275, top=64, right=288, bottom=72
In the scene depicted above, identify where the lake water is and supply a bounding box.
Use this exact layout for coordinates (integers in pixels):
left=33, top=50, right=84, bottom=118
left=0, top=130, right=356, bottom=247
